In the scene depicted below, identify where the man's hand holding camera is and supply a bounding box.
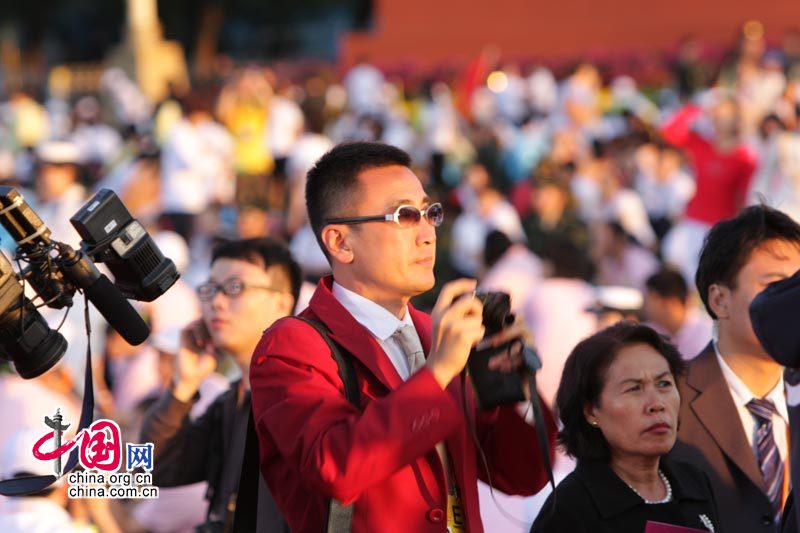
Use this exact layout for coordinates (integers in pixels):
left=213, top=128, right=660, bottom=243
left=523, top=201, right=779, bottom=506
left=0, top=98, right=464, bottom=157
left=427, top=279, right=486, bottom=389
left=172, top=319, right=218, bottom=402
left=479, top=317, right=534, bottom=373
left=426, top=279, right=536, bottom=394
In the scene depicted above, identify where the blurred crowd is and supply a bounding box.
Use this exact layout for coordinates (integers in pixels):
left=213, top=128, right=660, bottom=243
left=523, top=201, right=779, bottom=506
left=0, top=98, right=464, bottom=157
left=2, top=21, right=800, bottom=531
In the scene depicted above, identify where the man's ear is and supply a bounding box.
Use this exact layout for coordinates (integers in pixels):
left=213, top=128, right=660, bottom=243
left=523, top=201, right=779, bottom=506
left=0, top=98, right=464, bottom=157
left=278, top=292, right=296, bottom=315
left=322, top=225, right=355, bottom=264
left=708, top=283, right=730, bottom=320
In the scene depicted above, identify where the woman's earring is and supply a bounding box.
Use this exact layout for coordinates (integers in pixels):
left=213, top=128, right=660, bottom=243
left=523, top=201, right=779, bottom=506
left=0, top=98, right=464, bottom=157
left=590, top=420, right=599, bottom=427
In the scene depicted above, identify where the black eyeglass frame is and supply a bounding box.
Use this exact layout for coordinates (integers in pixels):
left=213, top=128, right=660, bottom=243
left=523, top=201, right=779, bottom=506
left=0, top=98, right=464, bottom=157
left=196, top=278, right=285, bottom=302
left=324, top=202, right=444, bottom=228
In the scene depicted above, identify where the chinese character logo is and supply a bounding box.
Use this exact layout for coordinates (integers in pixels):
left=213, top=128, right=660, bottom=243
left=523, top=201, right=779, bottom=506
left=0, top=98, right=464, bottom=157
left=79, top=420, right=122, bottom=472
left=32, top=408, right=154, bottom=476
left=126, top=443, right=153, bottom=472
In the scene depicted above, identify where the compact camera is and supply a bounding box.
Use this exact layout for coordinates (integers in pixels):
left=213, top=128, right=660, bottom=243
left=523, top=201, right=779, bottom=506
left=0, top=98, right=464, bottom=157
left=466, top=291, right=533, bottom=409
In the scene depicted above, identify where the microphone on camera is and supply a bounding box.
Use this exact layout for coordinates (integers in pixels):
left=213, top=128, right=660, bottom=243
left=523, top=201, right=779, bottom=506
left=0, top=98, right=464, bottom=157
left=84, top=274, right=149, bottom=345
left=58, top=243, right=149, bottom=346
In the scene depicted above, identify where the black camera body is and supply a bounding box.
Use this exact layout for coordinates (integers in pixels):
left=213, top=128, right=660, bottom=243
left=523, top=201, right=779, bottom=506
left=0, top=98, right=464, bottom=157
left=466, top=291, right=528, bottom=410
left=70, top=189, right=179, bottom=302
left=0, top=251, right=67, bottom=378
left=0, top=186, right=177, bottom=379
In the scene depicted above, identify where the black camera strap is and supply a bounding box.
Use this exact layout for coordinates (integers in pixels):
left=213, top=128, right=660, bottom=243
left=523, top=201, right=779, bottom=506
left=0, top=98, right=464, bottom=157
left=460, top=341, right=556, bottom=528
left=520, top=344, right=556, bottom=496
left=232, top=316, right=360, bottom=533
left=0, top=299, right=95, bottom=496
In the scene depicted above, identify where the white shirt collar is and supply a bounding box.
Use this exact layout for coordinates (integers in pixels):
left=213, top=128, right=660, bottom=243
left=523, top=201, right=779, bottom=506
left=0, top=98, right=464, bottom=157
left=714, top=342, right=789, bottom=423
left=332, top=281, right=413, bottom=341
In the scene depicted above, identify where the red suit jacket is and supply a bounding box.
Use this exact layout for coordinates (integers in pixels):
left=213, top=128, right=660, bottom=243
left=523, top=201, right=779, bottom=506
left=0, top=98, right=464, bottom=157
left=250, top=276, right=557, bottom=532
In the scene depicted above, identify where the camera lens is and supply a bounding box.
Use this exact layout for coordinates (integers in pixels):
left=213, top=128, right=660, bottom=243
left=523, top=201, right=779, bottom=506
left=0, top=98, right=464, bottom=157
left=0, top=252, right=67, bottom=379
left=476, top=291, right=513, bottom=336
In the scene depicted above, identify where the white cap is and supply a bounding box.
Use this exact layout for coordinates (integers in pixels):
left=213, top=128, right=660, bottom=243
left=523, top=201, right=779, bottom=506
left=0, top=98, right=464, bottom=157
left=590, top=286, right=644, bottom=314
left=150, top=327, right=182, bottom=355
left=36, top=141, right=83, bottom=165
left=1, top=427, right=52, bottom=479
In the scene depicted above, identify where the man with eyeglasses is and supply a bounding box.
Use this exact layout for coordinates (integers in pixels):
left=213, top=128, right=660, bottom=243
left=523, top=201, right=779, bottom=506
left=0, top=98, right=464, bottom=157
left=141, top=238, right=300, bottom=532
left=249, top=142, right=556, bottom=532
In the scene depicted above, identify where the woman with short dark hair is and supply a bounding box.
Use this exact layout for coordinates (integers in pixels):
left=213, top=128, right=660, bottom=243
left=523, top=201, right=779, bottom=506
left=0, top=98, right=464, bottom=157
left=531, top=321, right=719, bottom=532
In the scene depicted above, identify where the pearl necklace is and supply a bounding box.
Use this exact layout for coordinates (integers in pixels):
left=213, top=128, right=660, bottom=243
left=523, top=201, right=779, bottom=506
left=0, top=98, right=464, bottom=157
left=625, top=469, right=673, bottom=504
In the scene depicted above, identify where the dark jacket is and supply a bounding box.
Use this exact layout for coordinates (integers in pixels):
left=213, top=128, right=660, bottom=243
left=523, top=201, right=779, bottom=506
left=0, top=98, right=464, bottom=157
left=530, top=458, right=719, bottom=533
left=780, top=369, right=800, bottom=533
left=141, top=382, right=288, bottom=532
left=670, top=344, right=780, bottom=533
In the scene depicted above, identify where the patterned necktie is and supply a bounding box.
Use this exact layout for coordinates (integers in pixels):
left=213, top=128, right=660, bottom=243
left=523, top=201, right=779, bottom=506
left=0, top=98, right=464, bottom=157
left=746, top=398, right=784, bottom=521
left=392, top=324, right=426, bottom=376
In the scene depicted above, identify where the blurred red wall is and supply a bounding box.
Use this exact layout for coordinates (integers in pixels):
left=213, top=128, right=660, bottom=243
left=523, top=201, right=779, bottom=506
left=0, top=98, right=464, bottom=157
left=341, top=0, right=797, bottom=69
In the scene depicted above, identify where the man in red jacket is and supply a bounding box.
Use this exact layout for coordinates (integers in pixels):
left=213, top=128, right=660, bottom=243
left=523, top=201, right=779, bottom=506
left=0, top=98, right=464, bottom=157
left=250, top=142, right=556, bottom=532
left=660, top=96, right=758, bottom=283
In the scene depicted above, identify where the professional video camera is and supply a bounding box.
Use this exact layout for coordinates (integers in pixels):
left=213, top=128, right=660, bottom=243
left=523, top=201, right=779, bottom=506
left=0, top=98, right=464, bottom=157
left=0, top=186, right=179, bottom=379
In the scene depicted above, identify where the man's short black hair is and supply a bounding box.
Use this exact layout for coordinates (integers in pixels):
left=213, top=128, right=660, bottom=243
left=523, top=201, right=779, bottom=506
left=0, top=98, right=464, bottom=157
left=211, top=237, right=302, bottom=304
left=305, top=142, right=412, bottom=261
left=556, top=321, right=685, bottom=462
left=646, top=267, right=688, bottom=302
left=696, top=205, right=800, bottom=319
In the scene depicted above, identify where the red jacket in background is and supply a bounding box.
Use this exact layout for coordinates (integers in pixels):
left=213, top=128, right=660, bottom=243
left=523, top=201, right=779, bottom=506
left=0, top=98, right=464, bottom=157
left=661, top=105, right=757, bottom=225
left=250, top=276, right=557, bottom=532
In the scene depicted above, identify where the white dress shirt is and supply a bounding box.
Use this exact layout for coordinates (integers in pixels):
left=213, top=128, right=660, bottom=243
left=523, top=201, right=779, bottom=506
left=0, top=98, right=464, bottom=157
left=714, top=344, right=789, bottom=466
left=332, top=281, right=418, bottom=380
left=0, top=498, right=93, bottom=533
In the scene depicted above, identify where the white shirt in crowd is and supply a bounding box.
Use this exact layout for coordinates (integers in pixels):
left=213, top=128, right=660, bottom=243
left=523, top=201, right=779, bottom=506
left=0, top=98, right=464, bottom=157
left=343, top=63, right=386, bottom=117
left=286, top=133, right=334, bottom=188
left=0, top=498, right=94, bottom=533
left=604, top=188, right=657, bottom=250
left=69, top=123, right=123, bottom=165
left=747, top=131, right=800, bottom=223
left=522, top=278, right=598, bottom=409
left=635, top=169, right=695, bottom=221
left=265, top=95, right=304, bottom=160
left=450, top=197, right=526, bottom=277
left=160, top=119, right=235, bottom=214
left=479, top=245, right=543, bottom=315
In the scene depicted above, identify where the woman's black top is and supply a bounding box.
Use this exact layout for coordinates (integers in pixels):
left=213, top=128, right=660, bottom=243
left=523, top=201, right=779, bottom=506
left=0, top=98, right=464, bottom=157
left=531, top=457, right=719, bottom=533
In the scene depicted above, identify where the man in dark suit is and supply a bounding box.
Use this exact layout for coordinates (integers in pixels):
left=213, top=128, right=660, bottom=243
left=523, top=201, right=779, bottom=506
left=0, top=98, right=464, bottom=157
left=670, top=205, right=800, bottom=533
left=749, top=270, right=800, bottom=532
left=249, top=142, right=556, bottom=532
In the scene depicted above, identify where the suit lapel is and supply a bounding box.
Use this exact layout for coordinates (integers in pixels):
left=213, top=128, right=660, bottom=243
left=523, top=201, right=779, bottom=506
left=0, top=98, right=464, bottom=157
left=686, top=345, right=766, bottom=492
left=308, top=277, right=404, bottom=390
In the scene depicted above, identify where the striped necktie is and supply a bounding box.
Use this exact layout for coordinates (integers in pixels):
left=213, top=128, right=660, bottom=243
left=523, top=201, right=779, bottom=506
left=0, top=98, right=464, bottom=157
left=746, top=398, right=784, bottom=522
